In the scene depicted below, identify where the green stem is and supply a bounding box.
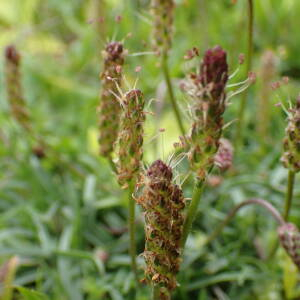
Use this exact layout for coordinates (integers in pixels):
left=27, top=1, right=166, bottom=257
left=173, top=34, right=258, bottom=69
left=283, top=170, right=296, bottom=221
left=128, top=180, right=139, bottom=284
left=151, top=286, right=170, bottom=300
left=205, top=198, right=285, bottom=245
left=162, top=53, right=186, bottom=137
left=235, top=0, right=254, bottom=147
left=152, top=285, right=160, bottom=300
left=181, top=179, right=205, bottom=248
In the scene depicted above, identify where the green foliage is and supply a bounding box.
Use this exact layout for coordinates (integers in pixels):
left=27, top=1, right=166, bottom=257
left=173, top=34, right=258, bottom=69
left=0, top=0, right=300, bottom=299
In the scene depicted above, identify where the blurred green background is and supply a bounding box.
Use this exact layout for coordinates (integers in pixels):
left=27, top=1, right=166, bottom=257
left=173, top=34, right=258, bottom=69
left=1, top=0, right=300, bottom=299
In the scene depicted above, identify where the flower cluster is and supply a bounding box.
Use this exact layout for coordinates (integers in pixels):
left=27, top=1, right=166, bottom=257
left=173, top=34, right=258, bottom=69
left=278, top=223, right=300, bottom=269
left=116, top=89, right=145, bottom=188
left=5, top=45, right=31, bottom=132
left=98, top=41, right=125, bottom=157
left=136, top=160, right=185, bottom=296
left=281, top=97, right=300, bottom=173
left=186, top=46, right=229, bottom=180
left=151, top=0, right=175, bottom=55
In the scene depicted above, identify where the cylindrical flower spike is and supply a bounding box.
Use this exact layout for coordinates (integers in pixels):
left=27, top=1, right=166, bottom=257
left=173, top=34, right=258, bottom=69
left=281, top=97, right=300, bottom=173
left=214, top=138, right=234, bottom=171
left=151, top=0, right=175, bottom=55
left=116, top=89, right=145, bottom=188
left=98, top=41, right=125, bottom=158
left=187, top=46, right=229, bottom=180
left=278, top=223, right=300, bottom=269
left=137, top=160, right=185, bottom=297
left=5, top=45, right=31, bottom=132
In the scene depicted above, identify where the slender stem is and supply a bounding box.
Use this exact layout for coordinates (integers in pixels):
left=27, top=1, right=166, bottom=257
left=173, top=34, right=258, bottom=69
left=162, top=53, right=186, bottom=137
left=128, top=180, right=139, bottom=284
left=205, top=198, right=285, bottom=245
left=181, top=179, right=205, bottom=248
left=152, top=285, right=160, bottom=300
left=152, top=286, right=170, bottom=300
left=235, top=0, right=254, bottom=147
left=283, top=170, right=296, bottom=221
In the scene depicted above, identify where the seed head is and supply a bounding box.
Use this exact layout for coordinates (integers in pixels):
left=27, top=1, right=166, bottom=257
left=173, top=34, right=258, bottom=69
left=4, top=45, right=31, bottom=132
left=151, top=0, right=175, bottom=55
left=98, top=41, right=125, bottom=158
left=186, top=46, right=229, bottom=180
left=278, top=223, right=300, bottom=269
left=116, top=89, right=145, bottom=188
left=137, top=160, right=185, bottom=295
left=281, top=97, right=300, bottom=172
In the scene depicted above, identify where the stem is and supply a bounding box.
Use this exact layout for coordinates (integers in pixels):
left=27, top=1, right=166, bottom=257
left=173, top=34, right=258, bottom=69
left=181, top=179, right=205, bottom=248
left=162, top=53, right=186, bottom=137
left=205, top=198, right=285, bottom=245
left=151, top=286, right=170, bottom=300
left=128, top=180, right=139, bottom=284
left=152, top=285, right=160, bottom=300
left=235, top=0, right=254, bottom=147
left=283, top=170, right=296, bottom=221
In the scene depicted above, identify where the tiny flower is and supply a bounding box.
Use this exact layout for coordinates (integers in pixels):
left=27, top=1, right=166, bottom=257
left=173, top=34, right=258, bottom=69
left=184, top=47, right=199, bottom=60
left=239, top=53, right=245, bottom=65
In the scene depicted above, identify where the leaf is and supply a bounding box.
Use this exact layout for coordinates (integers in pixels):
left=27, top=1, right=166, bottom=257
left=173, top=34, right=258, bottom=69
left=16, top=287, right=49, bottom=300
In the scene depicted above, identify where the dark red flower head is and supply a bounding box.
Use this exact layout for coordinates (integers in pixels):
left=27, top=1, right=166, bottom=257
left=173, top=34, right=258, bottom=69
left=5, top=45, right=20, bottom=65
left=147, top=160, right=173, bottom=182
left=199, top=46, right=228, bottom=99
left=105, top=42, right=124, bottom=61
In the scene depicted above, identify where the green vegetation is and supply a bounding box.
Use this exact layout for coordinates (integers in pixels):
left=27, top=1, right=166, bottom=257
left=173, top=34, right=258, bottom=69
left=1, top=0, right=300, bottom=299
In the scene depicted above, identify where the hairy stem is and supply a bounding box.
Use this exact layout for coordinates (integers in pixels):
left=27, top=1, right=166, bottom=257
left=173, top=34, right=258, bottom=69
left=162, top=53, right=185, bottom=137
left=235, top=0, right=254, bottom=147
left=151, top=285, right=170, bottom=300
left=152, top=285, right=160, bottom=300
left=128, top=181, right=138, bottom=284
left=206, top=198, right=285, bottom=245
left=283, top=170, right=296, bottom=221
left=181, top=179, right=205, bottom=248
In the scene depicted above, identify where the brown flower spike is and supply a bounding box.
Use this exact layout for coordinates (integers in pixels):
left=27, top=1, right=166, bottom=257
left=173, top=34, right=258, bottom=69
left=137, top=160, right=185, bottom=298
left=98, top=41, right=125, bottom=157
left=151, top=0, right=175, bottom=55
left=281, top=97, right=300, bottom=172
left=278, top=223, right=300, bottom=269
left=116, top=89, right=145, bottom=188
left=187, top=46, right=229, bottom=180
left=5, top=45, right=31, bottom=132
